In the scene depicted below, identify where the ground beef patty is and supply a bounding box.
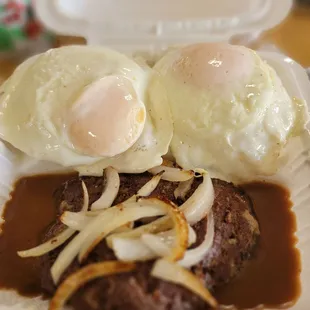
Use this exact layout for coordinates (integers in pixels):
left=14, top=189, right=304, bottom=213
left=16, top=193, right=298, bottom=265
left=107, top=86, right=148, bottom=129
left=41, top=173, right=260, bottom=310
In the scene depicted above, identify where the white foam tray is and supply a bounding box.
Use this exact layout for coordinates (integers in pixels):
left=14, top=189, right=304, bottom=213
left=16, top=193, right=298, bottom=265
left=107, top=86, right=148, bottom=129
left=0, top=51, right=309, bottom=309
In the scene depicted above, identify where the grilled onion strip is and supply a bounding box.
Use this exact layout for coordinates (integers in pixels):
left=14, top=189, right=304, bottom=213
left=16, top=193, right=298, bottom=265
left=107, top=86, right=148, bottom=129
left=148, top=165, right=194, bottom=182
left=49, top=261, right=135, bottom=310
left=91, top=167, right=120, bottom=210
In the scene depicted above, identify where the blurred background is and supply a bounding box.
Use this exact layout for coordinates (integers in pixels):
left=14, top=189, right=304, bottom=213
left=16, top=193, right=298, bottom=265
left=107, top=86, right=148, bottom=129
left=0, top=0, right=310, bottom=84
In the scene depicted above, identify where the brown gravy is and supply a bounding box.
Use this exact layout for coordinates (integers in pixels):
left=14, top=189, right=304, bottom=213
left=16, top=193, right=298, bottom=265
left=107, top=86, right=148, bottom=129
left=0, top=175, right=301, bottom=308
left=0, top=173, right=74, bottom=296
left=215, top=182, right=301, bottom=308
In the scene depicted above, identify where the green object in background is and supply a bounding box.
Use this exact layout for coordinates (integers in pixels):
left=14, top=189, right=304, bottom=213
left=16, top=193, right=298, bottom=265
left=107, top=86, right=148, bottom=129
left=0, top=27, right=14, bottom=50
left=0, top=0, right=54, bottom=58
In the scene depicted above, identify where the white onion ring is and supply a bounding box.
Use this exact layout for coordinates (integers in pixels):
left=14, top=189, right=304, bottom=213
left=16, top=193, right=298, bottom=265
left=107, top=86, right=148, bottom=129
left=91, top=167, right=120, bottom=210
left=179, top=211, right=215, bottom=268
left=51, top=199, right=168, bottom=284
left=151, top=259, right=217, bottom=308
left=179, top=171, right=214, bottom=225
left=148, top=165, right=194, bottom=182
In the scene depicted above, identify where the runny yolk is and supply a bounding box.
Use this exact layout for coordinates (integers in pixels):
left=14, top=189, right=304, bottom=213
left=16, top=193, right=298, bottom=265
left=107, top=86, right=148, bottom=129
left=66, top=76, right=146, bottom=157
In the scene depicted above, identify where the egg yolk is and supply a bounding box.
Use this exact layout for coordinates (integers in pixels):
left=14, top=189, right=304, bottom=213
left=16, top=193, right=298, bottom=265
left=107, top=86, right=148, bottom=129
left=171, top=43, right=255, bottom=90
left=66, top=76, right=146, bottom=157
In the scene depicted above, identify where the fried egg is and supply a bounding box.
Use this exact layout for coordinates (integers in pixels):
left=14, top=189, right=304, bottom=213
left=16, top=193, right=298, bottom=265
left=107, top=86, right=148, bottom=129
left=0, top=46, right=173, bottom=173
left=151, top=43, right=308, bottom=179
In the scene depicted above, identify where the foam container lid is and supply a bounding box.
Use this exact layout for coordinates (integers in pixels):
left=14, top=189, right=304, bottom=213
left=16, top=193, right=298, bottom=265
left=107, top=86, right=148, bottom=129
left=35, top=0, right=293, bottom=53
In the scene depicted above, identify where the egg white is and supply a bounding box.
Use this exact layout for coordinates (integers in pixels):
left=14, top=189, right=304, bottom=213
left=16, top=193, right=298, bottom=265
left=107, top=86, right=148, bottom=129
left=151, top=43, right=308, bottom=179
left=0, top=46, right=173, bottom=173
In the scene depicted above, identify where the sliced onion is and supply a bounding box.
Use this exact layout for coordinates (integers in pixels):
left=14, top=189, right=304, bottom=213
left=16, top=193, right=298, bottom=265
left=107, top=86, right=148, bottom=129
left=80, top=198, right=187, bottom=263
left=60, top=212, right=91, bottom=231
left=109, top=199, right=188, bottom=262
left=123, top=172, right=164, bottom=204
left=85, top=209, right=104, bottom=217
left=81, top=181, right=89, bottom=212
left=179, top=211, right=215, bottom=268
left=112, top=237, right=155, bottom=261
left=156, top=229, right=175, bottom=247
left=109, top=169, right=213, bottom=248
left=113, top=221, right=134, bottom=233
left=137, top=172, right=163, bottom=197
left=148, top=165, right=194, bottom=182
left=112, top=224, right=195, bottom=262
left=78, top=199, right=173, bottom=262
left=141, top=233, right=171, bottom=257
left=179, top=171, right=214, bottom=225
left=157, top=225, right=196, bottom=247
left=151, top=259, right=218, bottom=308
left=188, top=225, right=197, bottom=246
left=106, top=215, right=172, bottom=248
left=91, top=167, right=120, bottom=211
left=174, top=178, right=194, bottom=200
left=49, top=261, right=135, bottom=310
left=17, top=228, right=75, bottom=258
left=51, top=199, right=168, bottom=284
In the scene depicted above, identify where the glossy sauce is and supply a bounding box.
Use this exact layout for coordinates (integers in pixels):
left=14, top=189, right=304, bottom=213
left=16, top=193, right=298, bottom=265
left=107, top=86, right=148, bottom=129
left=0, top=173, right=74, bottom=296
left=0, top=175, right=301, bottom=308
left=215, top=182, right=301, bottom=308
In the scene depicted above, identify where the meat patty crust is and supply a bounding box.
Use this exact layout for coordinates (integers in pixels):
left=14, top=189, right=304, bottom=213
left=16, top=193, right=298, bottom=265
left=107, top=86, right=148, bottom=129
left=41, top=173, right=260, bottom=310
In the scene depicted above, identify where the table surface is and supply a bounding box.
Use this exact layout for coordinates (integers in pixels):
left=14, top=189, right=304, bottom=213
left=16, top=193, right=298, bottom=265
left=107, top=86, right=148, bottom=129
left=0, top=5, right=310, bottom=84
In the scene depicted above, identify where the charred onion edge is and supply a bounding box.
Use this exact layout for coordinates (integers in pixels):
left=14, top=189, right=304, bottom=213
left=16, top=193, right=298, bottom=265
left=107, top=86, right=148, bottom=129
left=179, top=211, right=215, bottom=268
left=148, top=165, right=194, bottom=182
left=51, top=199, right=168, bottom=284
left=151, top=259, right=218, bottom=308
left=49, top=261, right=135, bottom=310
left=91, top=167, right=120, bottom=211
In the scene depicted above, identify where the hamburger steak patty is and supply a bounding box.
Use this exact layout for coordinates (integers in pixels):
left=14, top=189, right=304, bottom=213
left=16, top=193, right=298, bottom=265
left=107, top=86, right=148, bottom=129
left=41, top=173, right=260, bottom=310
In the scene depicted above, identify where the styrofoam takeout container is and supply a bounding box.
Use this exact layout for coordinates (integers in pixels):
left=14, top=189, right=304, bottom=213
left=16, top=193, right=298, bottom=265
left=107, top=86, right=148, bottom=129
left=1, top=0, right=310, bottom=309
